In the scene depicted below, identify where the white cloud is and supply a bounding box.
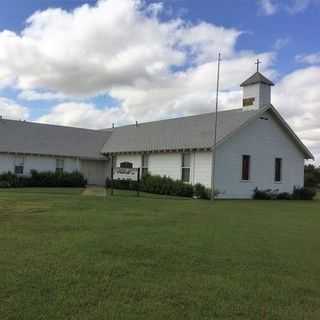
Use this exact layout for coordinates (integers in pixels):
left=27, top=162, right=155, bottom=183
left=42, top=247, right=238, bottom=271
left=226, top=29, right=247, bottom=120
left=0, top=97, right=29, bottom=120
left=0, top=0, right=241, bottom=97
left=296, top=52, right=320, bottom=65
left=273, top=37, right=290, bottom=50
left=273, top=67, right=320, bottom=162
left=0, top=0, right=275, bottom=122
left=0, top=0, right=318, bottom=162
left=286, top=0, right=311, bottom=13
left=258, top=0, right=278, bottom=15
left=37, top=102, right=130, bottom=129
left=258, top=0, right=320, bottom=15
left=18, top=90, right=71, bottom=101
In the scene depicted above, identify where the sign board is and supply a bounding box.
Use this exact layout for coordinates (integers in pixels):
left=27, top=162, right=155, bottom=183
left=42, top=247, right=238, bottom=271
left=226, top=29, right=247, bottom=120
left=243, top=97, right=255, bottom=107
left=113, top=167, right=139, bottom=181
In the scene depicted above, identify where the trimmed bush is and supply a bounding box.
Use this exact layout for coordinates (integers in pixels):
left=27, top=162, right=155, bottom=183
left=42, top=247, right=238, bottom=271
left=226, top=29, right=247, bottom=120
left=193, top=183, right=211, bottom=200
left=276, top=192, right=292, bottom=200
left=253, top=188, right=276, bottom=200
left=141, top=174, right=194, bottom=198
left=107, top=174, right=211, bottom=199
left=292, top=187, right=316, bottom=200
left=253, top=187, right=316, bottom=200
left=0, top=170, right=87, bottom=188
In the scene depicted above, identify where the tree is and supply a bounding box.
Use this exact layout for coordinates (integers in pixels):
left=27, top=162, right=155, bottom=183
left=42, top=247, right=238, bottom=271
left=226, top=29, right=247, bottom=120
left=304, top=165, right=320, bottom=188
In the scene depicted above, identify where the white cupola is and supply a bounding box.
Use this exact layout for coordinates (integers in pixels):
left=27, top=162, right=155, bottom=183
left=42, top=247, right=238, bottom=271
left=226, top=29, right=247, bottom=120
left=240, top=63, right=274, bottom=111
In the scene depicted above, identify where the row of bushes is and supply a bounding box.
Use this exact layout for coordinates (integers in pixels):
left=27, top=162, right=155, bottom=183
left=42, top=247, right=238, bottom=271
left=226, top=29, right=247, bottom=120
left=253, top=187, right=316, bottom=200
left=106, top=174, right=213, bottom=199
left=0, top=170, right=87, bottom=188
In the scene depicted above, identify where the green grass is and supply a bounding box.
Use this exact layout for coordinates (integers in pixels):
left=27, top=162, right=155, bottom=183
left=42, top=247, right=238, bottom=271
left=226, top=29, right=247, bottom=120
left=1, top=188, right=320, bottom=320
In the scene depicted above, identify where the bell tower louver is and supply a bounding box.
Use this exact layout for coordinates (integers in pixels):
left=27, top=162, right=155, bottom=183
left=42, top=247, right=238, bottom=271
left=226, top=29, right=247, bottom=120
left=240, top=62, right=274, bottom=111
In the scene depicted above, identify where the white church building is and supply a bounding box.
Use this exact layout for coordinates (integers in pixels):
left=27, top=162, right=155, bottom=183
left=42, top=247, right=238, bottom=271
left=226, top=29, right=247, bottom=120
left=0, top=70, right=314, bottom=198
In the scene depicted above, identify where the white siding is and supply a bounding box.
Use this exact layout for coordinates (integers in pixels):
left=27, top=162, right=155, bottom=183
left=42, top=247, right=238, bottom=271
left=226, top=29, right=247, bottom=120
left=214, top=111, right=305, bottom=198
left=243, top=83, right=271, bottom=110
left=108, top=111, right=305, bottom=199
left=149, top=153, right=181, bottom=180
left=193, top=152, right=212, bottom=187
left=0, top=153, right=78, bottom=175
left=0, top=154, right=14, bottom=173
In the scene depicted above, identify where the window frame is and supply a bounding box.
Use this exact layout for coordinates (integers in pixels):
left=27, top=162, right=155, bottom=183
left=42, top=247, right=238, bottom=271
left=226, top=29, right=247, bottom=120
left=120, top=161, right=133, bottom=169
left=56, top=158, right=65, bottom=174
left=274, top=158, right=282, bottom=183
left=141, top=154, right=149, bottom=177
left=181, top=153, right=191, bottom=183
left=14, top=156, right=24, bottom=175
left=241, top=155, right=251, bottom=181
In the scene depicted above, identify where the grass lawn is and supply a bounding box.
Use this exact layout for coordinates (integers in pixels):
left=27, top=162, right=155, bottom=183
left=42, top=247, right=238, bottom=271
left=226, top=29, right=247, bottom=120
left=1, top=189, right=320, bottom=320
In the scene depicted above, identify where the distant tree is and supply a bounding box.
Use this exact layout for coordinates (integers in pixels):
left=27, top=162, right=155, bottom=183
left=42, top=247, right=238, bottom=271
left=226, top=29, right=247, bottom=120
left=304, top=164, right=320, bottom=188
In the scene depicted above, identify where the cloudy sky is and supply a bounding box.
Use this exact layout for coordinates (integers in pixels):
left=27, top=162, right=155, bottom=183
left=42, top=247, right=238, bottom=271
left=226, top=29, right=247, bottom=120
left=0, top=0, right=319, bottom=162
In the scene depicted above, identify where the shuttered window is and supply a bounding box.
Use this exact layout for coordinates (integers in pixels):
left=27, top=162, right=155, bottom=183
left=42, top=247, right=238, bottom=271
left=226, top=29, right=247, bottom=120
left=241, top=155, right=250, bottom=181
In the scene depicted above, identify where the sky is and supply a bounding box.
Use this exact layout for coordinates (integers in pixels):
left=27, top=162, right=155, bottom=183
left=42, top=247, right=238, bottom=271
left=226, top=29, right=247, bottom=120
left=0, top=0, right=319, bottom=162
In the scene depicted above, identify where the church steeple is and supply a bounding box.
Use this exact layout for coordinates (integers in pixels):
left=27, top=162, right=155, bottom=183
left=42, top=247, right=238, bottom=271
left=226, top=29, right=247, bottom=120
left=240, top=61, right=274, bottom=111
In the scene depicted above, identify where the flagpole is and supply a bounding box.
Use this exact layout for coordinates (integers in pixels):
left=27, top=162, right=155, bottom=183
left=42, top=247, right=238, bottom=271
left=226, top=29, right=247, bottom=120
left=211, top=52, right=222, bottom=201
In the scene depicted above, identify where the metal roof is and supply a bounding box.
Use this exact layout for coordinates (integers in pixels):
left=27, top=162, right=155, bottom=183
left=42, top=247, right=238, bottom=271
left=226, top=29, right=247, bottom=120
left=240, top=72, right=274, bottom=87
left=101, top=105, right=314, bottom=160
left=101, top=108, right=261, bottom=154
left=0, top=105, right=313, bottom=160
left=0, top=119, right=111, bottom=159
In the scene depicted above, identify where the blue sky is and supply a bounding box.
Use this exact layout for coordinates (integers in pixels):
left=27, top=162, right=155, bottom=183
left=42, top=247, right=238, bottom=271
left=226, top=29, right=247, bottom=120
left=0, top=0, right=318, bottom=75
left=0, top=0, right=319, bottom=160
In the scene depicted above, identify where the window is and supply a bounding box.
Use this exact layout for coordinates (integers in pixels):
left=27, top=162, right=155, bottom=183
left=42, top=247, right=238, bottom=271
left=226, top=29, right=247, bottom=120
left=142, top=154, right=149, bottom=177
left=56, top=159, right=64, bottom=174
left=241, top=155, right=250, bottom=181
left=181, top=153, right=191, bottom=183
left=120, top=161, right=133, bottom=169
left=14, top=157, right=24, bottom=175
left=275, top=158, right=282, bottom=182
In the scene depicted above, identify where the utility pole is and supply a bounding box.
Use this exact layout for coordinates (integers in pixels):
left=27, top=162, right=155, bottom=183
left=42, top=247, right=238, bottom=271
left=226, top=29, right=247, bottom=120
left=211, top=52, right=222, bottom=201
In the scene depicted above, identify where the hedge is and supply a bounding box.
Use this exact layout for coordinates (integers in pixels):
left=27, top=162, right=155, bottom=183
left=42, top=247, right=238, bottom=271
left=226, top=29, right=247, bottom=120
left=253, top=187, right=316, bottom=200
left=0, top=170, right=87, bottom=188
left=106, top=174, right=212, bottom=199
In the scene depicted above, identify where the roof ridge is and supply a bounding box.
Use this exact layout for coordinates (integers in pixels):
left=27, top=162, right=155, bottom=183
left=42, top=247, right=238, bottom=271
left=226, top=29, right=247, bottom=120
left=106, top=107, right=248, bottom=130
left=0, top=118, right=106, bottom=134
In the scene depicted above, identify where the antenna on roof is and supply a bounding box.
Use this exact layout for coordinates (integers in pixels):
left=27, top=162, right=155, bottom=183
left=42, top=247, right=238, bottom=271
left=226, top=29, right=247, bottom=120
left=211, top=52, right=222, bottom=201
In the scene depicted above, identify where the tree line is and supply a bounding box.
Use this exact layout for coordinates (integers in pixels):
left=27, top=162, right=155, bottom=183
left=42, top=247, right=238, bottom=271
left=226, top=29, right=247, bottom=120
left=305, top=165, right=320, bottom=189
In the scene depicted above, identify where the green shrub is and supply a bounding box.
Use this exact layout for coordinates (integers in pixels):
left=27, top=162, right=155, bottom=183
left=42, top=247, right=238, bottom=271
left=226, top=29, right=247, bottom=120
left=142, top=174, right=194, bottom=197
left=253, top=187, right=316, bottom=200
left=107, top=174, right=201, bottom=198
left=292, top=187, right=316, bottom=200
left=0, top=170, right=86, bottom=188
left=276, top=192, right=292, bottom=200
left=193, top=183, right=211, bottom=200
left=253, top=188, right=275, bottom=200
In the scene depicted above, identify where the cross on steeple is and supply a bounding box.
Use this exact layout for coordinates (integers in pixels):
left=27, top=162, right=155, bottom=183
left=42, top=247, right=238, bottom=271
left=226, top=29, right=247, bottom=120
left=255, top=59, right=261, bottom=72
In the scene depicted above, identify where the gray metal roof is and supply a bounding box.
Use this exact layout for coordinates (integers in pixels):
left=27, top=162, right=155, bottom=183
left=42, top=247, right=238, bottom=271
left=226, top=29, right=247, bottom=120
left=101, top=108, right=261, bottom=154
left=0, top=119, right=112, bottom=159
left=0, top=104, right=313, bottom=160
left=240, top=72, right=274, bottom=87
